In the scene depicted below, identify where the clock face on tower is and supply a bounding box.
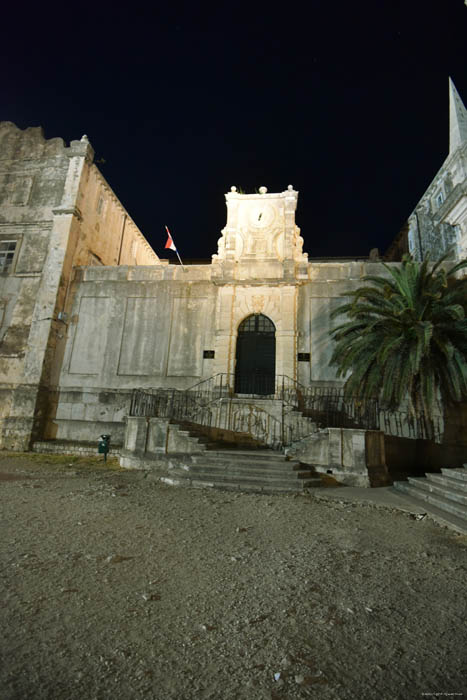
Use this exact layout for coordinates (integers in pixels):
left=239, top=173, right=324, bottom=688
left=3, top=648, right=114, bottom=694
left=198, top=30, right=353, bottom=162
left=248, top=203, right=276, bottom=228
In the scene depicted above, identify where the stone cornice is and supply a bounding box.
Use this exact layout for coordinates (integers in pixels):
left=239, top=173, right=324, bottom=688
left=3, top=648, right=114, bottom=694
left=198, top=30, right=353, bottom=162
left=0, top=221, right=53, bottom=228
left=52, top=206, right=83, bottom=221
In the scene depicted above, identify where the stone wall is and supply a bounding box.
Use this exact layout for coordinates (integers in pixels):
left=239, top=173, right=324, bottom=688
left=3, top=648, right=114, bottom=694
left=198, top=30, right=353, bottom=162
left=406, top=81, right=467, bottom=262
left=0, top=122, right=158, bottom=449
left=286, top=427, right=389, bottom=487
left=48, top=258, right=400, bottom=443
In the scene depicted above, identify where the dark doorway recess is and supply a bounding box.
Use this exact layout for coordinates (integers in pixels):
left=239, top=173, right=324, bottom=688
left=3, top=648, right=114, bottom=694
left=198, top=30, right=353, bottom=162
left=234, top=314, right=276, bottom=395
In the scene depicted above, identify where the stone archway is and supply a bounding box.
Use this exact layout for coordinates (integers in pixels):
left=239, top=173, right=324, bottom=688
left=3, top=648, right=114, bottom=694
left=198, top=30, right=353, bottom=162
left=234, top=314, right=276, bottom=395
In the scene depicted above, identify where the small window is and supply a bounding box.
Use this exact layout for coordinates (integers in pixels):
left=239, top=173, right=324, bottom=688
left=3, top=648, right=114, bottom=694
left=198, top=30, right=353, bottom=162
left=298, top=353, right=310, bottom=362
left=96, top=196, right=104, bottom=215
left=238, top=314, right=275, bottom=334
left=203, top=350, right=215, bottom=359
left=0, top=241, right=17, bottom=272
left=435, top=191, right=444, bottom=208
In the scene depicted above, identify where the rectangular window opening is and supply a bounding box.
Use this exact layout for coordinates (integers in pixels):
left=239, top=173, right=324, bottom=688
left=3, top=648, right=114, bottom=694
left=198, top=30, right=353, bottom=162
left=0, top=241, right=17, bottom=272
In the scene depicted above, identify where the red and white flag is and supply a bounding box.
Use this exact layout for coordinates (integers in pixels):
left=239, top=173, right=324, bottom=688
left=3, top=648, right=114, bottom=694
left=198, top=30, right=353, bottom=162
left=165, top=226, right=177, bottom=252
left=164, top=225, right=185, bottom=271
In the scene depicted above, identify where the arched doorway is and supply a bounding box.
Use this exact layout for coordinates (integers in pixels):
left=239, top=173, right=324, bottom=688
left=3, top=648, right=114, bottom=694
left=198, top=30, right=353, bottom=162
left=234, top=314, right=276, bottom=395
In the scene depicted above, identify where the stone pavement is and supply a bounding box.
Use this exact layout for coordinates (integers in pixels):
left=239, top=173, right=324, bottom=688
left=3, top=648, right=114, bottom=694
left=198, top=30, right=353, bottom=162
left=311, top=485, right=467, bottom=536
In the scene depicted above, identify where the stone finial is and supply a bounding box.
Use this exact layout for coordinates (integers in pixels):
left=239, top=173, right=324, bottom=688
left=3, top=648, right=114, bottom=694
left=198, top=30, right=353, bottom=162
left=81, top=134, right=89, bottom=142
left=259, top=186, right=267, bottom=194
left=230, top=185, right=237, bottom=192
left=288, top=184, right=294, bottom=191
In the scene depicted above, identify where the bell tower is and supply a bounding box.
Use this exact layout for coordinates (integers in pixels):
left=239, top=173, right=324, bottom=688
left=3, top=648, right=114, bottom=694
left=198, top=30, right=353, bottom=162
left=213, top=185, right=307, bottom=265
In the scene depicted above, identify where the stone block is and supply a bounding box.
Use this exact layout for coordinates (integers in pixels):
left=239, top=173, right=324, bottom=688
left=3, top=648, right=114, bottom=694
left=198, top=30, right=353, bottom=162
left=55, top=402, right=72, bottom=420
left=351, top=430, right=367, bottom=468
left=342, top=429, right=354, bottom=467
left=328, top=428, right=342, bottom=466
left=71, top=403, right=85, bottom=420
left=113, top=406, right=127, bottom=422
left=69, top=296, right=111, bottom=375
left=125, top=416, right=148, bottom=452
left=147, top=418, right=170, bottom=453
left=97, top=406, right=113, bottom=422
left=84, top=404, right=99, bottom=421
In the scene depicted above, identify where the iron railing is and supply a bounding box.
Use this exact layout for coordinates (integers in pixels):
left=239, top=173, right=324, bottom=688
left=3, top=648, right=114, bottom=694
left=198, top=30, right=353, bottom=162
left=380, top=409, right=443, bottom=442
left=129, top=388, right=290, bottom=448
left=129, top=374, right=444, bottom=444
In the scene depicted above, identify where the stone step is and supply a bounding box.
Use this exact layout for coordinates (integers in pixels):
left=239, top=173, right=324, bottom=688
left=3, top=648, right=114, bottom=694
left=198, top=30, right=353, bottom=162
left=161, top=472, right=320, bottom=494
left=441, top=467, right=467, bottom=482
left=176, top=430, right=210, bottom=443
left=426, top=473, right=467, bottom=493
left=198, top=449, right=293, bottom=463
left=393, top=480, right=467, bottom=523
left=389, top=485, right=467, bottom=536
left=192, top=455, right=301, bottom=471
left=179, top=470, right=313, bottom=487
left=187, top=464, right=315, bottom=481
left=172, top=421, right=265, bottom=449
left=407, top=476, right=467, bottom=507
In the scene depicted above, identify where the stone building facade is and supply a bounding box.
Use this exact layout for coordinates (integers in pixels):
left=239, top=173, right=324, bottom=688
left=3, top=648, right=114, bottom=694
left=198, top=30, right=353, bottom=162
left=0, top=122, right=159, bottom=449
left=50, top=184, right=395, bottom=447
left=393, top=79, right=467, bottom=262
left=1, top=79, right=466, bottom=458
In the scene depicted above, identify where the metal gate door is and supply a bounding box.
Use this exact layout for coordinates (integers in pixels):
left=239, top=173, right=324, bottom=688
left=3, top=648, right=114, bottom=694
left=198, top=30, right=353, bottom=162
left=234, top=314, right=276, bottom=395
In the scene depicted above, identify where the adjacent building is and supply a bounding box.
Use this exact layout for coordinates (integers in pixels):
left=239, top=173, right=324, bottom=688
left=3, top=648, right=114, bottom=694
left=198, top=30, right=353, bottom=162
left=386, top=79, right=467, bottom=262
left=0, top=122, right=158, bottom=449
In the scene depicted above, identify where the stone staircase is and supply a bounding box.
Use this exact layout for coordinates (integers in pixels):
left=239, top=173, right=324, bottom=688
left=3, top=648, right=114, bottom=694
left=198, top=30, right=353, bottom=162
left=393, top=465, right=467, bottom=534
left=171, top=419, right=266, bottom=451
left=158, top=449, right=321, bottom=494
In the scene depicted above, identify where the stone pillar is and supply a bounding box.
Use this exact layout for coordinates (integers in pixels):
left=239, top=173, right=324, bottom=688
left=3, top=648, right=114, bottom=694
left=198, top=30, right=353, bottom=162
left=124, top=416, right=149, bottom=453
left=276, top=286, right=297, bottom=380
left=214, top=285, right=236, bottom=383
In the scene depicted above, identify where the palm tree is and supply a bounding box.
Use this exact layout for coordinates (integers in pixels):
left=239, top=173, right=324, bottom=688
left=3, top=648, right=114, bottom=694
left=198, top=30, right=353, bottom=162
left=329, top=253, right=467, bottom=439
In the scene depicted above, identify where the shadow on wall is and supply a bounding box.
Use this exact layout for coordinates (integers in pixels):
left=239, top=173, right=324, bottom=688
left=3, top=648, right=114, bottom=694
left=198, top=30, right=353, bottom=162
left=385, top=435, right=467, bottom=482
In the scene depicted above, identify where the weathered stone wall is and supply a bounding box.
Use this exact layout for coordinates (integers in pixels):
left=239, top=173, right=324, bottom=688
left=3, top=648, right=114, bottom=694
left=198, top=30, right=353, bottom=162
left=50, top=259, right=397, bottom=443
left=286, top=427, right=388, bottom=487
left=71, top=160, right=157, bottom=268
left=0, top=123, right=73, bottom=447
left=0, top=122, right=159, bottom=449
left=407, top=81, right=467, bottom=262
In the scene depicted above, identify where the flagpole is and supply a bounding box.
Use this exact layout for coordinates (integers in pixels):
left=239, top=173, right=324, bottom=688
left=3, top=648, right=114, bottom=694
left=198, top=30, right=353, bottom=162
left=175, top=249, right=186, bottom=272
left=165, top=226, right=186, bottom=272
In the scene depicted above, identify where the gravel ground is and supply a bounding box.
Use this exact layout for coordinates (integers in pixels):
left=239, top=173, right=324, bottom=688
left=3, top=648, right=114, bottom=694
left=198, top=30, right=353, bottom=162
left=1, top=452, right=466, bottom=700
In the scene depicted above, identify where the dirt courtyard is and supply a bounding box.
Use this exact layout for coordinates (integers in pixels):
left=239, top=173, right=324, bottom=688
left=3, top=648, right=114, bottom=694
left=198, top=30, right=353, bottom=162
left=1, top=452, right=466, bottom=700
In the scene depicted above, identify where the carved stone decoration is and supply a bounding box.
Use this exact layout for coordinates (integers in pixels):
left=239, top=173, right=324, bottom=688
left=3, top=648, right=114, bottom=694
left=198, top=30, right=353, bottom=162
left=213, top=186, right=308, bottom=264
left=251, top=295, right=265, bottom=313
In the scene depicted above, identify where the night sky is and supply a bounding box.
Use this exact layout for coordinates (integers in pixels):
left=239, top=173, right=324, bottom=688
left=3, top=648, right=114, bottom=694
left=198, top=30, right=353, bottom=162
left=2, top=1, right=466, bottom=260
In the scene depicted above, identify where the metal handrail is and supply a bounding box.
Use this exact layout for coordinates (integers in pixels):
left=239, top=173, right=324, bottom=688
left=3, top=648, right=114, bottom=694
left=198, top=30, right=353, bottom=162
left=129, top=375, right=444, bottom=443
left=129, top=388, right=288, bottom=448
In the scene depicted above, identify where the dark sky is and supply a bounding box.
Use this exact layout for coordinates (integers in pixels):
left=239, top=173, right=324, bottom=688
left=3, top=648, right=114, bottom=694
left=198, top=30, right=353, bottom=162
left=2, top=1, right=466, bottom=260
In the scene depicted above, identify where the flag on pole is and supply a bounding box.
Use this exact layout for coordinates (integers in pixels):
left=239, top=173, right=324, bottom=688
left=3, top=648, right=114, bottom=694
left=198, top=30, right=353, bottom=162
left=164, top=226, right=185, bottom=271
left=165, top=226, right=177, bottom=251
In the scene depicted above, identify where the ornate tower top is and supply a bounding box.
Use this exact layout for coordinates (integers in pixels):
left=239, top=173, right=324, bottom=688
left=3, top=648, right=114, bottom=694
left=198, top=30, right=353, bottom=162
left=449, top=77, right=467, bottom=154
left=213, top=185, right=307, bottom=264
